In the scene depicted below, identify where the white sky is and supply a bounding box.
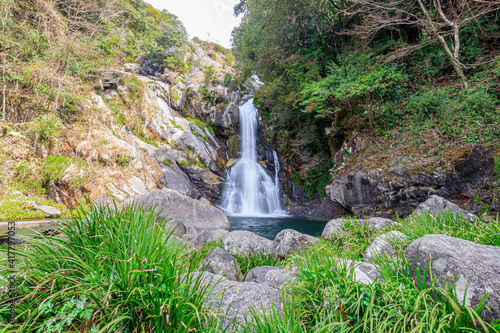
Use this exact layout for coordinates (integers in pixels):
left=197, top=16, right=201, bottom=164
left=145, top=0, right=242, bottom=48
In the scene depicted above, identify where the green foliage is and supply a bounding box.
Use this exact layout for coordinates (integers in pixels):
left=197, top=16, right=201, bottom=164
left=137, top=135, right=159, bottom=148
left=405, top=89, right=451, bottom=118
left=179, top=160, right=190, bottom=167
left=43, top=155, right=91, bottom=188
left=12, top=161, right=45, bottom=195
left=400, top=212, right=500, bottom=247
left=301, top=53, right=407, bottom=120
left=204, top=66, right=216, bottom=85
left=31, top=114, right=63, bottom=143
left=223, top=73, right=233, bottom=87
left=116, top=155, right=133, bottom=167
left=0, top=197, right=67, bottom=220
left=233, top=252, right=287, bottom=277
left=494, top=154, right=500, bottom=180
left=0, top=205, right=219, bottom=332
left=43, top=155, right=71, bottom=183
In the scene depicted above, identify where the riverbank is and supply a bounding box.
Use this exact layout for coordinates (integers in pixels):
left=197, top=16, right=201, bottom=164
left=1, top=193, right=499, bottom=331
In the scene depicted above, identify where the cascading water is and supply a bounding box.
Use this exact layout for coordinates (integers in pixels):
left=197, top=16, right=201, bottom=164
left=221, top=99, right=285, bottom=216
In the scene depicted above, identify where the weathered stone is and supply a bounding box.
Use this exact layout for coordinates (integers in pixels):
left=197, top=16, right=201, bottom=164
left=404, top=234, right=500, bottom=322
left=191, top=229, right=229, bottom=246
left=411, top=195, right=477, bottom=222
left=222, top=230, right=273, bottom=255
left=123, top=188, right=230, bottom=230
left=23, top=201, right=61, bottom=218
left=123, top=63, right=141, bottom=74
left=158, top=163, right=195, bottom=197
left=197, top=272, right=281, bottom=330
left=364, top=231, right=407, bottom=263
left=321, top=219, right=344, bottom=239
left=201, top=248, right=243, bottom=281
left=309, top=197, right=347, bottom=220
left=331, top=257, right=381, bottom=285
left=273, top=229, right=318, bottom=257
left=126, top=176, right=148, bottom=195
left=161, top=219, right=186, bottom=238
left=245, top=266, right=295, bottom=289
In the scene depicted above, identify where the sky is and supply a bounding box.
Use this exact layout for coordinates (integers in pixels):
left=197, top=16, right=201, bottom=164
left=145, top=0, right=242, bottom=48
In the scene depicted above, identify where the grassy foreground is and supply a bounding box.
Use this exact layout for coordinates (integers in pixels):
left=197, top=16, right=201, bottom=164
left=1, top=207, right=500, bottom=332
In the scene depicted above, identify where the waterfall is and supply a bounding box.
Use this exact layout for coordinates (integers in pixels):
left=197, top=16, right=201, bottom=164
left=221, top=99, right=285, bottom=216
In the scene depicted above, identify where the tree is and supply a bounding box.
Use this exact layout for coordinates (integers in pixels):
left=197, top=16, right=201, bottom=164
left=345, top=0, right=500, bottom=89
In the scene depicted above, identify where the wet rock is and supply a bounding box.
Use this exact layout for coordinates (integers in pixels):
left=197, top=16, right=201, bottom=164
left=364, top=231, right=407, bottom=263
left=405, top=234, right=500, bottom=323
left=123, top=188, right=230, bottom=230
left=201, top=248, right=243, bottom=281
left=245, top=266, right=295, bottom=289
left=222, top=230, right=273, bottom=256
left=411, top=195, right=477, bottom=222
left=192, top=229, right=229, bottom=246
left=273, top=229, right=318, bottom=257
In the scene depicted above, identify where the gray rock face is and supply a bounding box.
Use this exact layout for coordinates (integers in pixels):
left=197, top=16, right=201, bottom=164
left=273, top=229, right=318, bottom=257
left=411, top=195, right=477, bottom=222
left=364, top=231, right=407, bottom=263
left=201, top=248, right=243, bottom=282
left=162, top=220, right=186, bottom=238
left=158, top=163, right=196, bottom=198
left=192, top=229, right=229, bottom=246
left=404, top=234, right=500, bottom=322
left=197, top=272, right=282, bottom=330
left=245, top=266, right=295, bottom=289
left=222, top=230, right=273, bottom=256
left=331, top=258, right=381, bottom=285
left=326, top=146, right=497, bottom=218
left=123, top=188, right=230, bottom=230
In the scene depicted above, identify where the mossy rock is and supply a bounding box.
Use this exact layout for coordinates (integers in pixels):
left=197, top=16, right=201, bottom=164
left=227, top=135, right=240, bottom=158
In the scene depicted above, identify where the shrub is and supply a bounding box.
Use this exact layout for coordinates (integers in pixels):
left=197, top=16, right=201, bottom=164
left=31, top=114, right=63, bottom=143
left=405, top=89, right=451, bottom=119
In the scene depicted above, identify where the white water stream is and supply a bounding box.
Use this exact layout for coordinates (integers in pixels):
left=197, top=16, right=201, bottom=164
left=221, top=99, right=285, bottom=216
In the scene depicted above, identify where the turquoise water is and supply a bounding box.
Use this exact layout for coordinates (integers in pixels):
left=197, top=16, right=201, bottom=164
left=228, top=215, right=327, bottom=240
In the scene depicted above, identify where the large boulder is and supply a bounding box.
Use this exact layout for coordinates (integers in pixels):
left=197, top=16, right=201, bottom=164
left=364, top=231, right=407, bottom=263
left=273, top=229, right=318, bottom=257
left=191, top=229, right=229, bottom=246
left=411, top=195, right=477, bottom=222
left=404, top=234, right=500, bottom=322
left=200, top=248, right=243, bottom=282
left=123, top=188, right=230, bottom=230
left=222, top=230, right=273, bottom=256
left=321, top=219, right=346, bottom=239
left=197, top=272, right=282, bottom=330
left=245, top=266, right=295, bottom=289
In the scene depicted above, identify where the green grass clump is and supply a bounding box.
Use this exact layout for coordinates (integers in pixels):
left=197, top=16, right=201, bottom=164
left=43, top=155, right=92, bottom=189
left=0, top=205, right=220, bottom=332
left=400, top=211, right=500, bottom=247
left=233, top=252, right=288, bottom=277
